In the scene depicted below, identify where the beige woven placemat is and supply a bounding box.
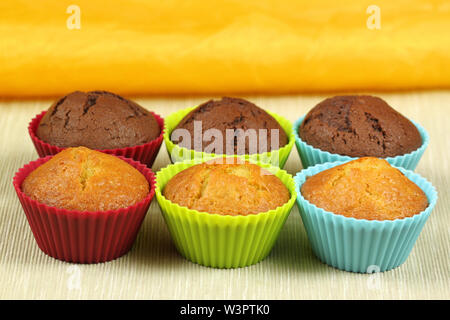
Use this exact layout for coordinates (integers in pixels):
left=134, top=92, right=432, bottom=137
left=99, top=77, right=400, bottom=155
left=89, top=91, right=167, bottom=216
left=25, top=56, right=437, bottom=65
left=0, top=92, right=448, bottom=299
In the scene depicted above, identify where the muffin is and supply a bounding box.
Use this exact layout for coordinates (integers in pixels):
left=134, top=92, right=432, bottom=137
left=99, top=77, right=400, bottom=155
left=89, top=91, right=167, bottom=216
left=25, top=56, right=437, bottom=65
left=155, top=157, right=296, bottom=268
left=294, top=158, right=437, bottom=273
left=172, top=97, right=288, bottom=155
left=163, top=161, right=290, bottom=216
left=36, top=90, right=161, bottom=150
left=299, top=95, right=422, bottom=158
left=301, top=157, right=428, bottom=220
left=23, top=146, right=149, bottom=211
left=13, top=147, right=155, bottom=263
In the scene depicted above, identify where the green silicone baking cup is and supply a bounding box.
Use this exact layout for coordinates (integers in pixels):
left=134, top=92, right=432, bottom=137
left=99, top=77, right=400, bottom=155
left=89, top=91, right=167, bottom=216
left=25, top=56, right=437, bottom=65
left=155, top=157, right=297, bottom=268
left=163, top=106, right=295, bottom=168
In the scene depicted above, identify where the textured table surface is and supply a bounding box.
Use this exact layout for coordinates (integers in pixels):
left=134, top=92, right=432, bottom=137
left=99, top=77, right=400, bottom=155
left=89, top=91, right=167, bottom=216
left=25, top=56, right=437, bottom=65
left=0, top=91, right=448, bottom=299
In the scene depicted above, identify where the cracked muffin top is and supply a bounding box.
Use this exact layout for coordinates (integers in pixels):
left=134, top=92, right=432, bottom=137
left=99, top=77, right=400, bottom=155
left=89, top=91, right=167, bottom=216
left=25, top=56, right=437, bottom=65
left=22, top=147, right=149, bottom=211
left=172, top=97, right=288, bottom=155
left=163, top=160, right=290, bottom=216
left=301, top=157, right=428, bottom=220
left=36, top=91, right=160, bottom=150
left=299, top=95, right=422, bottom=157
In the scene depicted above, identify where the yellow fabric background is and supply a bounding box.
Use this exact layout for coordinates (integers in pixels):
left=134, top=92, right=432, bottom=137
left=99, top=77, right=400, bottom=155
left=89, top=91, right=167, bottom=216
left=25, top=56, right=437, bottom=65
left=1, top=1, right=450, bottom=97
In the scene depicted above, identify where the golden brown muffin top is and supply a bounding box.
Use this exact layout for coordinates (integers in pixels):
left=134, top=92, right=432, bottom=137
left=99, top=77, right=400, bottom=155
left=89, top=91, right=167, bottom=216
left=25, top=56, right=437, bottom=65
left=163, top=161, right=290, bottom=216
left=301, top=157, right=428, bottom=220
left=22, top=147, right=149, bottom=211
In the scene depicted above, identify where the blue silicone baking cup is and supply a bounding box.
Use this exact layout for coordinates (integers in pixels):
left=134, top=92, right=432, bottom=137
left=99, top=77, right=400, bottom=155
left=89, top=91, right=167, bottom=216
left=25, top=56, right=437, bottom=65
left=294, top=161, right=437, bottom=273
left=293, top=115, right=430, bottom=170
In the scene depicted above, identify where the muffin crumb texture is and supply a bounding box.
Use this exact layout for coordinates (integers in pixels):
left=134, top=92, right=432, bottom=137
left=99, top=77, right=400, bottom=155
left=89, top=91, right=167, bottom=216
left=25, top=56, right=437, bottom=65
left=37, top=90, right=160, bottom=150
left=22, top=147, right=149, bottom=211
left=299, top=95, right=422, bottom=157
left=173, top=97, right=288, bottom=154
left=163, top=161, right=290, bottom=216
left=301, top=157, right=428, bottom=220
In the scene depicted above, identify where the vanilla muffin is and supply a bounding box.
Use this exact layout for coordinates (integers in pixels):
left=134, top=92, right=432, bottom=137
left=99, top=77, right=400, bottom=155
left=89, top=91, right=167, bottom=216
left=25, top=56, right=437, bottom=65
left=22, top=147, right=149, bottom=211
left=163, top=161, right=290, bottom=216
left=301, top=157, right=428, bottom=220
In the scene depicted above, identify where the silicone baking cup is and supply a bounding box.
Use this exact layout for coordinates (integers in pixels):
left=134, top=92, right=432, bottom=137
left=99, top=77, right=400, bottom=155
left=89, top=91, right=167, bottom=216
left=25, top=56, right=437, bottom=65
left=155, top=157, right=297, bottom=268
left=293, top=115, right=429, bottom=170
left=13, top=155, right=156, bottom=263
left=294, top=161, right=437, bottom=273
left=163, top=106, right=295, bottom=168
left=28, top=110, right=165, bottom=168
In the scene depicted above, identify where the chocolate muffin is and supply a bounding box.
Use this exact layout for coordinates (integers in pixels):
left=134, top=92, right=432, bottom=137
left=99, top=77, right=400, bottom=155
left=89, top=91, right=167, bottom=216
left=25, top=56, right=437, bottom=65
left=172, top=97, right=288, bottom=155
left=36, top=91, right=161, bottom=150
left=299, top=95, right=422, bottom=158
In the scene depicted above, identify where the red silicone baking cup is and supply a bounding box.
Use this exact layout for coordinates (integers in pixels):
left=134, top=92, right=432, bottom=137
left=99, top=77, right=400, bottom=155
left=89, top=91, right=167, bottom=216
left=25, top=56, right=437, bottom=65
left=28, top=110, right=165, bottom=168
left=12, top=155, right=156, bottom=264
